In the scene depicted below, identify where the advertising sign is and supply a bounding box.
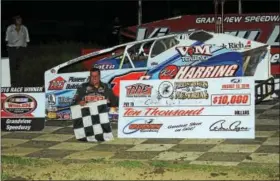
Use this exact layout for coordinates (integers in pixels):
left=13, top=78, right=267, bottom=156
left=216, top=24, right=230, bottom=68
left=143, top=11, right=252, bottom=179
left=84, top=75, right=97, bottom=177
left=1, top=87, right=45, bottom=131
left=118, top=77, right=255, bottom=139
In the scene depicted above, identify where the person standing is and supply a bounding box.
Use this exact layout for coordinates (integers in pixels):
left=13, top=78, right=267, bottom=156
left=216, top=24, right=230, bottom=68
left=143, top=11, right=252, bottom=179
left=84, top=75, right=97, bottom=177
left=110, top=17, right=122, bottom=46
left=5, top=15, right=30, bottom=86
left=73, top=67, right=119, bottom=107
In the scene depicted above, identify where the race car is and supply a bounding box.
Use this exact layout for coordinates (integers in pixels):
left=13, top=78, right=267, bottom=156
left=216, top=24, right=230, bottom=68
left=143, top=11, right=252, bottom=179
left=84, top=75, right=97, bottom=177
left=44, top=30, right=272, bottom=120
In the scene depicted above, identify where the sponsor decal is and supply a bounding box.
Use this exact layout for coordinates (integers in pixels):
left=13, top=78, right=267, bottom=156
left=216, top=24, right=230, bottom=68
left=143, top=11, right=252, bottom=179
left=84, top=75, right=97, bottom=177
left=234, top=110, right=250, bottom=116
left=85, top=95, right=105, bottom=102
left=159, top=65, right=178, bottom=79
left=231, top=78, right=242, bottom=83
left=167, top=122, right=202, bottom=132
left=158, top=81, right=174, bottom=98
left=174, top=65, right=239, bottom=79
left=3, top=94, right=37, bottom=115
left=94, top=64, right=115, bottom=70
left=221, top=41, right=251, bottom=50
left=57, top=112, right=71, bottom=120
left=58, top=97, right=73, bottom=104
left=123, top=107, right=204, bottom=117
left=174, top=81, right=209, bottom=99
left=48, top=77, right=66, bottom=90
left=98, top=87, right=105, bottom=93
left=47, top=112, right=57, bottom=119
left=176, top=45, right=212, bottom=62
left=122, top=118, right=163, bottom=134
left=110, top=71, right=147, bottom=96
left=209, top=120, right=250, bottom=132
left=66, top=77, right=88, bottom=89
left=151, top=62, right=158, bottom=66
left=50, top=69, right=56, bottom=73
left=125, top=83, right=153, bottom=97
left=47, top=94, right=56, bottom=105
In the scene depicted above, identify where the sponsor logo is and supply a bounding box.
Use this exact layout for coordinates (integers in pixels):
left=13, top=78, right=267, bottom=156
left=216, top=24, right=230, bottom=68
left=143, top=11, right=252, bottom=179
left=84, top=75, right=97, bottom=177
left=176, top=45, right=212, bottom=62
left=231, top=78, right=241, bottom=83
left=47, top=107, right=57, bottom=112
left=151, top=62, right=158, bottom=66
left=122, top=119, right=163, bottom=134
left=66, top=77, right=88, bottom=89
left=174, top=65, right=239, bottom=79
left=85, top=95, right=105, bottom=102
left=222, top=41, right=251, bottom=50
left=58, top=97, right=73, bottom=104
left=47, top=94, right=56, bottom=105
left=3, top=94, right=37, bottom=115
left=98, top=87, right=105, bottom=93
left=57, top=112, right=71, bottom=120
left=68, top=77, right=87, bottom=82
left=125, top=83, right=153, bottom=97
left=167, top=122, right=202, bottom=132
left=159, top=65, right=178, bottom=79
left=234, top=110, right=250, bottom=116
left=123, top=107, right=204, bottom=117
left=48, top=77, right=66, bottom=90
left=174, top=81, right=209, bottom=99
left=209, top=120, right=250, bottom=132
left=158, top=81, right=174, bottom=98
left=47, top=112, right=57, bottom=119
left=94, top=64, right=115, bottom=70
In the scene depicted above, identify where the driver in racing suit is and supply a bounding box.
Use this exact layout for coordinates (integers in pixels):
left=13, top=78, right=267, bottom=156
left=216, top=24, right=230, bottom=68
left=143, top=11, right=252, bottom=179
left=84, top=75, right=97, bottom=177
left=73, top=67, right=118, bottom=107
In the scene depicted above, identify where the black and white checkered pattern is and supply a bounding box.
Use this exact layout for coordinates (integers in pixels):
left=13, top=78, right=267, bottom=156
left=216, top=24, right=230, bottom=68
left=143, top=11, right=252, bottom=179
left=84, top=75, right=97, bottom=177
left=70, top=100, right=114, bottom=142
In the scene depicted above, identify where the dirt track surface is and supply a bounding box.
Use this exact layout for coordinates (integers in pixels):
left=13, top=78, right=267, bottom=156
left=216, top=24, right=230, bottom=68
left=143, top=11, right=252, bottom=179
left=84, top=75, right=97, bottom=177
left=1, top=99, right=279, bottom=180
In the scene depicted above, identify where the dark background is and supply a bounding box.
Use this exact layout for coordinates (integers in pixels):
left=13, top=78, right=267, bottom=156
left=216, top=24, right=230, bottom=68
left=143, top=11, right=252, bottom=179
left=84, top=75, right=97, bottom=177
left=1, top=0, right=280, bottom=56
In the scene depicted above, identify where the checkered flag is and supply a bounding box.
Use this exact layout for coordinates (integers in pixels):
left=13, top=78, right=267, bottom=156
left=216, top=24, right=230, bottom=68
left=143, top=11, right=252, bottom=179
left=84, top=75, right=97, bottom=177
left=70, top=100, right=114, bottom=142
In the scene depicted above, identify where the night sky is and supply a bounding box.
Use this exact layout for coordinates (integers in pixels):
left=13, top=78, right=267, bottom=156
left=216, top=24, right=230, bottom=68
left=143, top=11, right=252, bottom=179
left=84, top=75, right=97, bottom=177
left=1, top=0, right=279, bottom=50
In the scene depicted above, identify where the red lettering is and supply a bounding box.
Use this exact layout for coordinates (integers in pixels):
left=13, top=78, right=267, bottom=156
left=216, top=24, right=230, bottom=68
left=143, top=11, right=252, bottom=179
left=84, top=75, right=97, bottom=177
left=123, top=108, right=142, bottom=116
left=110, top=72, right=146, bottom=96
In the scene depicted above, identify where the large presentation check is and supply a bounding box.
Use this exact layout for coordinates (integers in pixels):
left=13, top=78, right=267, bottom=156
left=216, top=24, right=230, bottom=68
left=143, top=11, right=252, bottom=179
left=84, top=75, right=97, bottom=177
left=118, top=77, right=255, bottom=139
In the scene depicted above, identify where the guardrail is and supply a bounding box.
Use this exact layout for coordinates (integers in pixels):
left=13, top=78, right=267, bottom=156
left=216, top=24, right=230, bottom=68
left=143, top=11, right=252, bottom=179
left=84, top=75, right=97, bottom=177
left=255, top=77, right=275, bottom=104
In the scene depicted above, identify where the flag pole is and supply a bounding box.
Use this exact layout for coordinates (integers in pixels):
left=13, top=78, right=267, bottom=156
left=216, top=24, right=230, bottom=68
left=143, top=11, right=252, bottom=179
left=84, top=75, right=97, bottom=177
left=138, top=0, right=142, bottom=27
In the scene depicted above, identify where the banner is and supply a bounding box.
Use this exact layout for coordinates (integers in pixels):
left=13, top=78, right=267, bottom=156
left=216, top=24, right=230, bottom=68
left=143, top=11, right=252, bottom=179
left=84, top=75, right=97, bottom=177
left=118, top=77, right=255, bottom=139
left=1, top=87, right=45, bottom=131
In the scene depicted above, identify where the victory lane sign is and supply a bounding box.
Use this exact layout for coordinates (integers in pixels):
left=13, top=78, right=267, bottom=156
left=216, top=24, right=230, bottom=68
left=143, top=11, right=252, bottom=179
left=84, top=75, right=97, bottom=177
left=1, top=87, right=45, bottom=131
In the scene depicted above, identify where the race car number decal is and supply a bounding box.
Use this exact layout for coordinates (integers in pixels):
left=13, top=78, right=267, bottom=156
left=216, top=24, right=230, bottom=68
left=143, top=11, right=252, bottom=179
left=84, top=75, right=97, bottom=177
left=110, top=72, right=147, bottom=96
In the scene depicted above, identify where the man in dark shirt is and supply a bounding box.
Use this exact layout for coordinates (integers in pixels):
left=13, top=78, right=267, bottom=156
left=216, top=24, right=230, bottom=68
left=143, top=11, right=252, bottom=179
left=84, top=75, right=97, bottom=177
left=73, top=67, right=118, bottom=107
left=110, top=17, right=122, bottom=46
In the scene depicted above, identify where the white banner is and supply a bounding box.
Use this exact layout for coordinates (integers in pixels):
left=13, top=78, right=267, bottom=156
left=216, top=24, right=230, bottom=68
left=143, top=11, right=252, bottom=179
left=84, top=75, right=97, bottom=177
left=1, top=87, right=46, bottom=131
left=118, top=77, right=255, bottom=139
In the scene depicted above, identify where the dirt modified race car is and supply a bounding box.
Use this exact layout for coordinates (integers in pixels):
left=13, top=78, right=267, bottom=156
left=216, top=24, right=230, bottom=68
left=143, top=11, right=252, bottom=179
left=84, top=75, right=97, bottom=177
left=44, top=30, right=275, bottom=120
